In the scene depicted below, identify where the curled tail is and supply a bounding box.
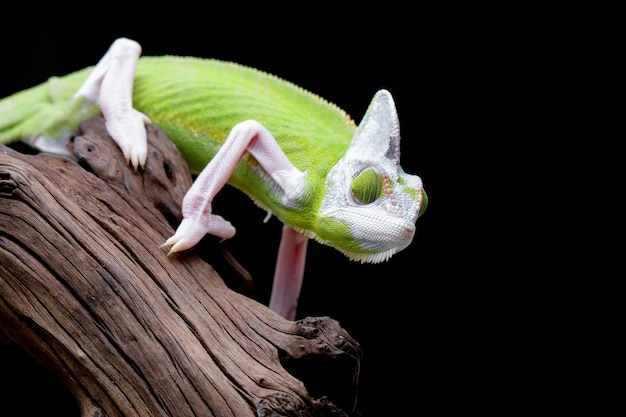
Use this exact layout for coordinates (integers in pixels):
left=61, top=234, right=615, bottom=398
left=0, top=68, right=99, bottom=151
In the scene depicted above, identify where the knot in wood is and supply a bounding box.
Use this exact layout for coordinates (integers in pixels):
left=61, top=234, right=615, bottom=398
left=0, top=172, right=17, bottom=197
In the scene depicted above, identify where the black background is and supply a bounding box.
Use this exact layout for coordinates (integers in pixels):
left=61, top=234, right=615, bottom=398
left=0, top=8, right=485, bottom=416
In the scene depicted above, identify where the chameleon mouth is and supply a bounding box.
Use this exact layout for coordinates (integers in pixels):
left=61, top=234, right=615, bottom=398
left=308, top=208, right=416, bottom=264
left=349, top=224, right=415, bottom=263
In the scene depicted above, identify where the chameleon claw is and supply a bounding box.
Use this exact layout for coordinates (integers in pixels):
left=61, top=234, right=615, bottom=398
left=160, top=232, right=195, bottom=256
left=161, top=216, right=236, bottom=255
left=129, top=153, right=145, bottom=172
left=104, top=117, right=148, bottom=169
left=160, top=237, right=187, bottom=256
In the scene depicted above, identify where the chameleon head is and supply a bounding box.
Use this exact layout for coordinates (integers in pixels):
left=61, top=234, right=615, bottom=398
left=313, top=89, right=427, bottom=263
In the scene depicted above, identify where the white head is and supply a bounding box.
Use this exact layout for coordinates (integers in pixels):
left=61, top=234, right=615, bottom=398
left=313, top=89, right=427, bottom=263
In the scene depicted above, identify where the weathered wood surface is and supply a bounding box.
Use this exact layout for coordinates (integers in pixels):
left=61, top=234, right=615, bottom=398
left=0, top=117, right=362, bottom=417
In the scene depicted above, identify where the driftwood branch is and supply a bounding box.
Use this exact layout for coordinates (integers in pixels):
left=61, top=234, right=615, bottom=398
left=0, top=117, right=362, bottom=417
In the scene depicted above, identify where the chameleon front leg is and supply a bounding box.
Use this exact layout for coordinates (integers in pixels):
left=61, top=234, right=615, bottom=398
left=74, top=37, right=151, bottom=169
left=162, top=119, right=309, bottom=319
left=270, top=226, right=309, bottom=320
left=163, top=119, right=306, bottom=251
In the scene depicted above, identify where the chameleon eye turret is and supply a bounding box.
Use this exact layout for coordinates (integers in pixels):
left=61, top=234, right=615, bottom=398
left=351, top=168, right=383, bottom=204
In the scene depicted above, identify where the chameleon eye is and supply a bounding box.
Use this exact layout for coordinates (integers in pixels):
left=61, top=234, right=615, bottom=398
left=351, top=168, right=383, bottom=204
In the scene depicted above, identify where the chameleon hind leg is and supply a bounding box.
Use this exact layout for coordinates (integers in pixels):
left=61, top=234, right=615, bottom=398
left=74, top=37, right=151, bottom=169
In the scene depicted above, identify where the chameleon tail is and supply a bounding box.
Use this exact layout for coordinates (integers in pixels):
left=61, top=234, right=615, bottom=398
left=0, top=69, right=98, bottom=148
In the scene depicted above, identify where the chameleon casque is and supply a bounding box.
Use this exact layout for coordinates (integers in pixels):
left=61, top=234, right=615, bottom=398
left=0, top=38, right=427, bottom=320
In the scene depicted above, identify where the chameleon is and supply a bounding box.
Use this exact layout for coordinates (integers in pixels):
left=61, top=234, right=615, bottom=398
left=0, top=38, right=427, bottom=320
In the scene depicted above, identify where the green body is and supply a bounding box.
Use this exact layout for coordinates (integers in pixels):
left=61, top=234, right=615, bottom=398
left=0, top=56, right=357, bottom=235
